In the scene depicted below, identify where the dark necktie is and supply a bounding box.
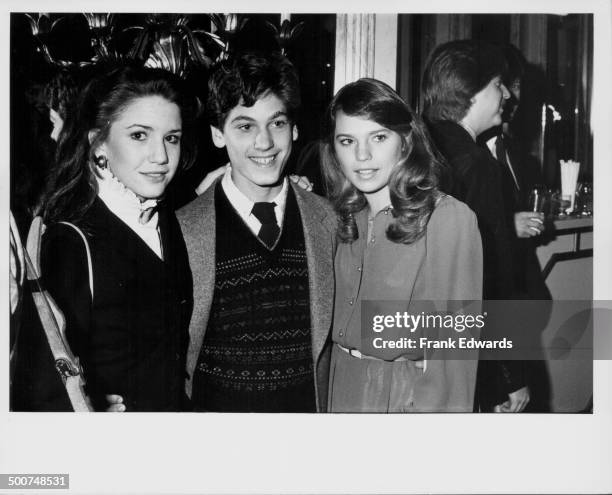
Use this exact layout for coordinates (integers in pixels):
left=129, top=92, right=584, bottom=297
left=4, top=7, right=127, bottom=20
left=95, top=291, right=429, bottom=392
left=251, top=202, right=280, bottom=248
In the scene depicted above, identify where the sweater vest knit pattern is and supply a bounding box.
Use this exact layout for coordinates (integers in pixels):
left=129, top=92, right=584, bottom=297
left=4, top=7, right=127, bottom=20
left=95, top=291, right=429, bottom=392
left=192, top=184, right=316, bottom=412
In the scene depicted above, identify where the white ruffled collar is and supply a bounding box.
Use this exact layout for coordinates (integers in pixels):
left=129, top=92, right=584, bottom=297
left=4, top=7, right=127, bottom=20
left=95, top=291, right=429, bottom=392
left=96, top=167, right=159, bottom=226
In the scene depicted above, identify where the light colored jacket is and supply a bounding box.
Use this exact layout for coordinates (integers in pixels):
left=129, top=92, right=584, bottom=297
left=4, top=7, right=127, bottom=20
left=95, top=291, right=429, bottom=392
left=176, top=180, right=337, bottom=411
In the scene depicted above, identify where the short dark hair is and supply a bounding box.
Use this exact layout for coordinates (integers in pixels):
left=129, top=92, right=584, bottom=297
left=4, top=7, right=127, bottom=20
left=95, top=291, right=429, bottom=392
left=206, top=51, right=301, bottom=129
left=422, top=40, right=506, bottom=122
left=42, top=65, right=197, bottom=225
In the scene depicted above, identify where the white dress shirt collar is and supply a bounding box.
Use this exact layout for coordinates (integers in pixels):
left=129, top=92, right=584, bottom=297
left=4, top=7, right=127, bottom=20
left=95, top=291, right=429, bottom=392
left=221, top=165, right=288, bottom=236
left=486, top=135, right=520, bottom=190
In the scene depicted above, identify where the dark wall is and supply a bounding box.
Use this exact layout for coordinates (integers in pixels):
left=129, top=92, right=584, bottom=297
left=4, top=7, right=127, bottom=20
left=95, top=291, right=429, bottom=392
left=10, top=13, right=336, bottom=220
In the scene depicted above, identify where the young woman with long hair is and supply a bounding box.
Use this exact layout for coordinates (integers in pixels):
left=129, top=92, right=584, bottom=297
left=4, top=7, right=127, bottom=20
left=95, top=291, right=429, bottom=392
left=321, top=78, right=482, bottom=412
left=14, top=66, right=197, bottom=411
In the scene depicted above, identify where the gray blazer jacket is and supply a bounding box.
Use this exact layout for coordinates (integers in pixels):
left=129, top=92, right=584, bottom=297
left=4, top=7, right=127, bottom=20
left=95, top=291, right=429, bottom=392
left=176, top=180, right=337, bottom=412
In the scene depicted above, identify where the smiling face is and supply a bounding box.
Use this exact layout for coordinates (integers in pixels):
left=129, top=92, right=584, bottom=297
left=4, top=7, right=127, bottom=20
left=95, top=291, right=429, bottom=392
left=333, top=111, right=403, bottom=206
left=95, top=95, right=182, bottom=201
left=211, top=92, right=298, bottom=202
left=462, top=75, right=510, bottom=136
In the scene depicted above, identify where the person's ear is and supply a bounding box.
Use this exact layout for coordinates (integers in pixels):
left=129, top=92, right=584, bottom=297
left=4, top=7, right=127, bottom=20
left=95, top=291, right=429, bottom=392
left=88, top=130, right=105, bottom=155
left=292, top=125, right=298, bottom=142
left=210, top=126, right=226, bottom=148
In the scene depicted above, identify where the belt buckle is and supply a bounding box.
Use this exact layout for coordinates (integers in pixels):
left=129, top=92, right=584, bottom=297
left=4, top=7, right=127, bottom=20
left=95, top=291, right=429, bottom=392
left=337, top=344, right=364, bottom=359
left=349, top=348, right=363, bottom=359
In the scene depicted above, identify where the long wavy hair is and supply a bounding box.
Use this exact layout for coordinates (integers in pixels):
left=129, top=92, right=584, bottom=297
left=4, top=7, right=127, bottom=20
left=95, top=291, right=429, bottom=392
left=321, top=78, right=443, bottom=244
left=41, top=65, right=197, bottom=225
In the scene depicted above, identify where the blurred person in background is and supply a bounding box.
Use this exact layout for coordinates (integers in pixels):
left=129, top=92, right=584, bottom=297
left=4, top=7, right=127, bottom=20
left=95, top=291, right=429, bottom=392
left=422, top=39, right=530, bottom=413
left=480, top=43, right=551, bottom=301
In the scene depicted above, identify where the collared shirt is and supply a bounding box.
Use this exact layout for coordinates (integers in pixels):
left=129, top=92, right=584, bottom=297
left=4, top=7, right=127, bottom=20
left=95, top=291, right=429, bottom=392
left=96, top=167, right=163, bottom=259
left=486, top=135, right=520, bottom=190
left=332, top=196, right=483, bottom=360
left=332, top=205, right=425, bottom=361
left=221, top=165, right=288, bottom=235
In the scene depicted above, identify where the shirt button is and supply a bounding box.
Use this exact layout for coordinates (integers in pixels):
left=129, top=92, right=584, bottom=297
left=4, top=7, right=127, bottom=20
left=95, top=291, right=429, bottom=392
left=348, top=299, right=354, bottom=305
left=357, top=266, right=362, bottom=272
left=339, top=331, right=344, bottom=337
left=370, top=237, right=376, bottom=244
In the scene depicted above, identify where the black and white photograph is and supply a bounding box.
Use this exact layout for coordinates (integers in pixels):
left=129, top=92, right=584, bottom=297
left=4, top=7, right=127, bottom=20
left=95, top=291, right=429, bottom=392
left=3, top=0, right=612, bottom=493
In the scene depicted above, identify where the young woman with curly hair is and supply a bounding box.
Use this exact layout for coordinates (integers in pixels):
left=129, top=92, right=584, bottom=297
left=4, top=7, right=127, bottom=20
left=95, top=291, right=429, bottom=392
left=321, top=78, right=482, bottom=412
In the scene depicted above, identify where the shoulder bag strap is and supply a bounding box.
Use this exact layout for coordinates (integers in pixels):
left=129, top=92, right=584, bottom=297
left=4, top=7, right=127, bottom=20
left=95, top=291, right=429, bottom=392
left=58, top=221, right=94, bottom=300
left=9, top=211, right=26, bottom=382
left=23, top=217, right=93, bottom=411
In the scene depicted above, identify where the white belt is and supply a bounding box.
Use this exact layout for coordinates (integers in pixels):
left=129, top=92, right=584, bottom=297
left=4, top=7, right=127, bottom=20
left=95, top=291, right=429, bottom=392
left=336, top=343, right=416, bottom=363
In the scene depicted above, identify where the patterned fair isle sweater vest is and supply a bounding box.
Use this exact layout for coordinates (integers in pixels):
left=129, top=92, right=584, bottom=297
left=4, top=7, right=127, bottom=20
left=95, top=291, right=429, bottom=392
left=192, top=184, right=316, bottom=412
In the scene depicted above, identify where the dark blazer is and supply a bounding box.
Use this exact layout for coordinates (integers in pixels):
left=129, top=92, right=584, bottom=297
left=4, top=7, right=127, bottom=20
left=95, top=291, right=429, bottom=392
left=13, top=198, right=192, bottom=411
left=494, top=134, right=551, bottom=300
left=176, top=180, right=337, bottom=412
left=428, top=120, right=526, bottom=408
left=428, top=120, right=516, bottom=300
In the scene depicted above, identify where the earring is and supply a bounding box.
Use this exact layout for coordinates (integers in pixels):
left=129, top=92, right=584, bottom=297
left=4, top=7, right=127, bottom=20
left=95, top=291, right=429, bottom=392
left=94, top=155, right=108, bottom=169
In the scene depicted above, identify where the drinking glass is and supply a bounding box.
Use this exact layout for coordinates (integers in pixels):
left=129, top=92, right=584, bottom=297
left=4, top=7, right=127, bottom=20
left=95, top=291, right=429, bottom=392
left=576, top=182, right=593, bottom=216
left=527, top=185, right=548, bottom=213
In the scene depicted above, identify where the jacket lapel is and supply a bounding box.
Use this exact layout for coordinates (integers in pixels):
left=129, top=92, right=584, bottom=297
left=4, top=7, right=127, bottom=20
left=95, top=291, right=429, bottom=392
left=291, top=184, right=336, bottom=365
left=176, top=183, right=217, bottom=397
left=91, top=198, right=163, bottom=269
left=179, top=181, right=336, bottom=403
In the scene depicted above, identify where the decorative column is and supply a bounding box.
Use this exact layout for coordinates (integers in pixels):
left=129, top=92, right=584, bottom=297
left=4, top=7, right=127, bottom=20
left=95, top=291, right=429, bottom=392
left=373, top=14, right=398, bottom=89
left=334, top=14, right=398, bottom=93
left=334, top=14, right=375, bottom=93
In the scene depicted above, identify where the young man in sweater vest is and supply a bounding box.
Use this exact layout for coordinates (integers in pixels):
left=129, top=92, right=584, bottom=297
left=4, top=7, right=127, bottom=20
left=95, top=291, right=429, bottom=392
left=176, top=52, right=337, bottom=412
